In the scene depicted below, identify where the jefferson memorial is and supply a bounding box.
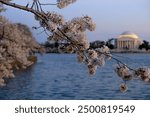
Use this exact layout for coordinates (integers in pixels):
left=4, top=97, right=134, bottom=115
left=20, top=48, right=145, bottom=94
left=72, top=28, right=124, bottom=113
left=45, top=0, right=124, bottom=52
left=116, top=31, right=142, bottom=50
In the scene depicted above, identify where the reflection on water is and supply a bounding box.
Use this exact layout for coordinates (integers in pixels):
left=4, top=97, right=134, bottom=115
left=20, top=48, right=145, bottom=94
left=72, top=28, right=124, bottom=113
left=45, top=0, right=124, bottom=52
left=1, top=53, right=150, bottom=100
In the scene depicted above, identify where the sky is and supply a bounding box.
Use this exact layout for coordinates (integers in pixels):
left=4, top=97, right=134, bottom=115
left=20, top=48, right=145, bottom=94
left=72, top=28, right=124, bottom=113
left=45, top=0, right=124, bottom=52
left=1, top=0, right=150, bottom=42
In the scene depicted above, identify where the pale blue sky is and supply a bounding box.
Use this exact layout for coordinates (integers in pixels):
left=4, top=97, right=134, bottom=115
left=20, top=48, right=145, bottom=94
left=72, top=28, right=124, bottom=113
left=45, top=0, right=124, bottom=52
left=2, top=0, right=150, bottom=42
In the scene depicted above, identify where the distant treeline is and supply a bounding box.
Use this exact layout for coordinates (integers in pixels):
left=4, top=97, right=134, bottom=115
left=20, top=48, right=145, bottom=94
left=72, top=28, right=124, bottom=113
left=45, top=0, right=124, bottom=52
left=41, top=39, right=150, bottom=53
left=138, top=40, right=150, bottom=51
left=40, top=40, right=113, bottom=53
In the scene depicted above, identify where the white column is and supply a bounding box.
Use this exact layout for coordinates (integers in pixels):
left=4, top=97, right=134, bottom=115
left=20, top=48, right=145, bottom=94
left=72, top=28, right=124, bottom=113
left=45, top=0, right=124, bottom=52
left=118, top=41, right=120, bottom=48
left=117, top=41, right=119, bottom=48
left=124, top=41, right=127, bottom=47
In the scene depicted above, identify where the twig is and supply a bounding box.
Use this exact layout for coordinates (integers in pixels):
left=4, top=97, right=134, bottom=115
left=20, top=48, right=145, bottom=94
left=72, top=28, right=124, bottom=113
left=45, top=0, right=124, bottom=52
left=37, top=0, right=43, bottom=12
left=40, top=3, right=57, bottom=6
left=103, top=52, right=135, bottom=71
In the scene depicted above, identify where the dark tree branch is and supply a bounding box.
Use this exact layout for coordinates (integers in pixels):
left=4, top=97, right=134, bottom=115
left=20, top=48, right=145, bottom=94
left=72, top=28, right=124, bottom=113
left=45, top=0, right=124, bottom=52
left=0, top=0, right=47, bottom=23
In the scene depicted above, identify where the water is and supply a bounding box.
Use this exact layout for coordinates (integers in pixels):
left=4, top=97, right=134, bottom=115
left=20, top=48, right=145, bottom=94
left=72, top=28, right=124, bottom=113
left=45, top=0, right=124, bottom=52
left=1, top=53, right=150, bottom=100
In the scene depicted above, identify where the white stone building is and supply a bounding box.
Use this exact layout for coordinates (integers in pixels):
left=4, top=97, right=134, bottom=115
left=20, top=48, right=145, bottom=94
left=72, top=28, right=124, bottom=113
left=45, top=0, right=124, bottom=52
left=116, top=31, right=142, bottom=50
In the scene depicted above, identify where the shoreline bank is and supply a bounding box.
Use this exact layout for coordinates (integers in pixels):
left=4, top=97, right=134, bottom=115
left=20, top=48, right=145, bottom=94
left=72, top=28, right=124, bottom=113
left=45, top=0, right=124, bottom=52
left=44, top=47, right=150, bottom=54
left=110, top=49, right=150, bottom=53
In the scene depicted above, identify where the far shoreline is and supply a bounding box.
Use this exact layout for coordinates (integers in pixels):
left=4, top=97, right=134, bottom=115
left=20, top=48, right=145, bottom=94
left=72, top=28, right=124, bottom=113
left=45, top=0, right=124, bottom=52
left=42, top=45, right=150, bottom=54
left=110, top=49, right=150, bottom=54
left=42, top=48, right=150, bottom=54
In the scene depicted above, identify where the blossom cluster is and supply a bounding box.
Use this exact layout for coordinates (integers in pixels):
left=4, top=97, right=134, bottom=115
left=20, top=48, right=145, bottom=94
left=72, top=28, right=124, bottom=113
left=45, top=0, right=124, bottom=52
left=76, top=45, right=112, bottom=75
left=115, top=63, right=150, bottom=92
left=45, top=15, right=98, bottom=75
left=63, top=16, right=96, bottom=33
left=57, top=0, right=77, bottom=9
left=115, top=64, right=133, bottom=81
left=135, top=67, right=150, bottom=83
left=40, top=12, right=109, bottom=76
left=119, top=83, right=128, bottom=92
left=115, top=64, right=133, bottom=92
left=47, top=12, right=64, bottom=25
left=48, top=16, right=96, bottom=52
left=0, top=16, right=41, bottom=86
left=34, top=11, right=64, bottom=32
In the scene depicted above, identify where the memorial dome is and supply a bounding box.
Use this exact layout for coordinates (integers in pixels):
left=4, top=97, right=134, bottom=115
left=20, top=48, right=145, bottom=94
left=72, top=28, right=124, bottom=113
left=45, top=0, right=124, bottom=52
left=118, top=31, right=140, bottom=40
